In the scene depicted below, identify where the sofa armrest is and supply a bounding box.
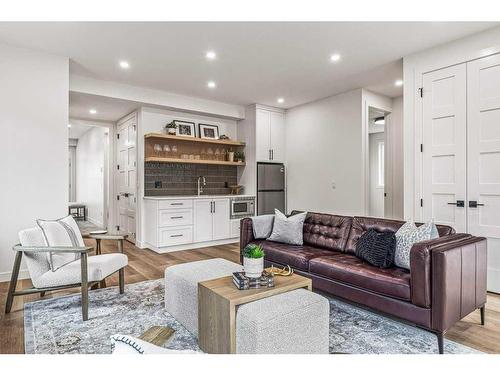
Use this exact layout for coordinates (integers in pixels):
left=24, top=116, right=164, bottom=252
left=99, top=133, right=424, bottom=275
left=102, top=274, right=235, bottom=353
left=239, top=218, right=255, bottom=262
left=410, top=233, right=472, bottom=308
left=431, top=236, right=487, bottom=332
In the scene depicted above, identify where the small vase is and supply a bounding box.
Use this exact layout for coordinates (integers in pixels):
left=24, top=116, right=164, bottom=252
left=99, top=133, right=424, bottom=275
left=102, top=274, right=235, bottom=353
left=167, top=128, right=176, bottom=135
left=228, top=151, right=235, bottom=162
left=243, top=257, right=264, bottom=278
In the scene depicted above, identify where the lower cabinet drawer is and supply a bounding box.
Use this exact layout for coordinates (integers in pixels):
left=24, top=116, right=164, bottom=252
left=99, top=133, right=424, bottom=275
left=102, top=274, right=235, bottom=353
left=158, top=226, right=193, bottom=247
left=158, top=209, right=193, bottom=227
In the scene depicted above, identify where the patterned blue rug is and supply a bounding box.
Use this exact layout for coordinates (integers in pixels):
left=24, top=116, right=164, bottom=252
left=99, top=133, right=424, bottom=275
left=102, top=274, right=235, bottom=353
left=24, top=279, right=480, bottom=354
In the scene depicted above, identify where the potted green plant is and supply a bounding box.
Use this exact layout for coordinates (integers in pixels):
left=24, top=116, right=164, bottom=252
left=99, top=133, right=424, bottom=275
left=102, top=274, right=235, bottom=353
left=234, top=151, right=245, bottom=162
left=242, top=244, right=265, bottom=278
left=165, top=121, right=177, bottom=135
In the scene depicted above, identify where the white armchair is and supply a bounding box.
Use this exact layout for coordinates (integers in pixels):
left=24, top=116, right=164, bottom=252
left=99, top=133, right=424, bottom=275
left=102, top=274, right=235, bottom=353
left=5, top=226, right=128, bottom=321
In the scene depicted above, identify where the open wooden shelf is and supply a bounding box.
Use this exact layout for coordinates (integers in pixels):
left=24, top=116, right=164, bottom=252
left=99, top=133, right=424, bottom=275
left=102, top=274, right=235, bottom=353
left=145, top=133, right=245, bottom=147
left=145, top=156, right=246, bottom=166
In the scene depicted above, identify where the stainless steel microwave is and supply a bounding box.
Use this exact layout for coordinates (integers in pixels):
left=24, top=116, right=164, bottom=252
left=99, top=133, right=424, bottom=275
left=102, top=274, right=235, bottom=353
left=230, top=197, right=255, bottom=219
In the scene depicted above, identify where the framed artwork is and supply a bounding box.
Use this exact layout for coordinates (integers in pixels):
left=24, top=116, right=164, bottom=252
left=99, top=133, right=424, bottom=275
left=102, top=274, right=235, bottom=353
left=174, top=120, right=196, bottom=138
left=198, top=123, right=219, bottom=140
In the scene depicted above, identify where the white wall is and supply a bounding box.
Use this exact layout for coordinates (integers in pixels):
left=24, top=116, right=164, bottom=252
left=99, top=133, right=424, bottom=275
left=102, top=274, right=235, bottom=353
left=136, top=107, right=238, bottom=247
left=285, top=89, right=364, bottom=216
left=76, top=126, right=107, bottom=227
left=389, top=96, right=404, bottom=219
left=0, top=43, right=68, bottom=281
left=369, top=132, right=385, bottom=217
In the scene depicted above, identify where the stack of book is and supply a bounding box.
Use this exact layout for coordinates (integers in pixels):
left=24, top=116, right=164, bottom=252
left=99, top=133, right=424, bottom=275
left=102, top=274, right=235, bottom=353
left=232, top=271, right=274, bottom=290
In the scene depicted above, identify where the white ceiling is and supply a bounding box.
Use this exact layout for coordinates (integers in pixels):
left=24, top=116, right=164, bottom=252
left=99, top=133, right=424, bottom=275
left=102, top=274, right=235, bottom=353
left=0, top=22, right=498, bottom=108
left=69, top=92, right=140, bottom=122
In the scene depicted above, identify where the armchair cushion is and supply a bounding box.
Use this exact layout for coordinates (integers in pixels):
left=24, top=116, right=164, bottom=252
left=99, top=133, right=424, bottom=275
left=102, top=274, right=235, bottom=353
left=36, top=215, right=85, bottom=271
left=34, top=253, right=128, bottom=288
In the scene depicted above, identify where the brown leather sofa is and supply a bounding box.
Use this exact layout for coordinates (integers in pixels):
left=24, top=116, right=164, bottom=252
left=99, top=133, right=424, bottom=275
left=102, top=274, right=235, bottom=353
left=240, top=211, right=487, bottom=353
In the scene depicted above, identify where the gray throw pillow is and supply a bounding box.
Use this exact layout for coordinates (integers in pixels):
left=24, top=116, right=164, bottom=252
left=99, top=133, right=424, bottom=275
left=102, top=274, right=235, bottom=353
left=394, top=220, right=439, bottom=270
left=267, top=209, right=307, bottom=245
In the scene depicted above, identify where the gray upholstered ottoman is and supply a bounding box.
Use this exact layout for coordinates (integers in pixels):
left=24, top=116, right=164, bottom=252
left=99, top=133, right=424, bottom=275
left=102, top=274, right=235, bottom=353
left=164, top=258, right=242, bottom=336
left=236, top=288, right=330, bottom=354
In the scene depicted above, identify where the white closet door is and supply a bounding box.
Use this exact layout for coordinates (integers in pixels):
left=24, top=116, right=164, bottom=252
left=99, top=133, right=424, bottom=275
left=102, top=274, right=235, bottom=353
left=422, top=64, right=467, bottom=232
left=467, top=54, right=500, bottom=239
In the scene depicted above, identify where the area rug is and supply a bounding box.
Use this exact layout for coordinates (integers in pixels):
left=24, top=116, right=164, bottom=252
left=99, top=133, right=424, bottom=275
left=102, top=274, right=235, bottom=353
left=24, top=279, right=480, bottom=354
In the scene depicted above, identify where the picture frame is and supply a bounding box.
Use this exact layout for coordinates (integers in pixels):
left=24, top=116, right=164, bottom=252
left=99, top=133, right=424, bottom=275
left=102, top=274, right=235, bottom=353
left=174, top=120, right=196, bottom=138
left=198, top=123, right=220, bottom=140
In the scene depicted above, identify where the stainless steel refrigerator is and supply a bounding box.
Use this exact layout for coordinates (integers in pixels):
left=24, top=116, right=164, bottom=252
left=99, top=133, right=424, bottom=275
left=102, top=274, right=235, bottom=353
left=257, top=162, right=286, bottom=215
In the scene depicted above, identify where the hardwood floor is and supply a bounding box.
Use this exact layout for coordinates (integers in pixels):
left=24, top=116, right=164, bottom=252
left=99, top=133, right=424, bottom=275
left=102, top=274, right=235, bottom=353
left=1, top=239, right=499, bottom=354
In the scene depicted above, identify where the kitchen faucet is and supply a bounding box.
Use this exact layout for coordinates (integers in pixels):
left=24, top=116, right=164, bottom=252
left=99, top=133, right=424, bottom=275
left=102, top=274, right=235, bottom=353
left=197, top=176, right=206, bottom=196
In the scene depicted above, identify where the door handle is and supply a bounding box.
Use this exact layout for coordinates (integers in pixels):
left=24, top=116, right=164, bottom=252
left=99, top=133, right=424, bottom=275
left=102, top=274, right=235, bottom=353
left=269, top=149, right=271, bottom=160
left=447, top=200, right=464, bottom=207
left=469, top=201, right=485, bottom=208
left=212, top=201, right=216, bottom=213
left=271, top=149, right=274, bottom=160
left=210, top=201, right=213, bottom=213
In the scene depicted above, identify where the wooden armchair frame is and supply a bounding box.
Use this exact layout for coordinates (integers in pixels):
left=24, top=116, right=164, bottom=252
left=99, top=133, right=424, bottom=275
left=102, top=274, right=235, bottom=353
left=5, top=245, right=125, bottom=321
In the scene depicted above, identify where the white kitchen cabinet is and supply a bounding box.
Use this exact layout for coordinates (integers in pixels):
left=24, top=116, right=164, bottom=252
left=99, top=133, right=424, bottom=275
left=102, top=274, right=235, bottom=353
left=255, top=107, right=285, bottom=162
left=231, top=219, right=241, bottom=238
left=194, top=198, right=230, bottom=242
left=194, top=199, right=214, bottom=242
left=212, top=198, right=230, bottom=240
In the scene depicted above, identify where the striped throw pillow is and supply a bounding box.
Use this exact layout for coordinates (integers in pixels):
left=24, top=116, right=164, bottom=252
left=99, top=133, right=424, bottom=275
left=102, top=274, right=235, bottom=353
left=37, top=215, right=85, bottom=271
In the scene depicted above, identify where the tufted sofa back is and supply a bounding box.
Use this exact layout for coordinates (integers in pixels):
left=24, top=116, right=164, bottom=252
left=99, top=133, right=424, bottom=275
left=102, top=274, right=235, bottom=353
left=290, top=211, right=352, bottom=252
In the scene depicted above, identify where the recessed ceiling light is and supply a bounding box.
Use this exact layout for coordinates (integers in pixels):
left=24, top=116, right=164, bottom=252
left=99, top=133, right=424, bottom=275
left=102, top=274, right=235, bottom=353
left=119, top=60, right=130, bottom=69
left=277, top=98, right=285, bottom=104
left=67, top=124, right=72, bottom=128
left=395, top=79, right=404, bottom=87
left=89, top=109, right=97, bottom=114
left=207, top=81, right=216, bottom=89
left=330, top=53, right=341, bottom=62
left=205, top=51, right=217, bottom=60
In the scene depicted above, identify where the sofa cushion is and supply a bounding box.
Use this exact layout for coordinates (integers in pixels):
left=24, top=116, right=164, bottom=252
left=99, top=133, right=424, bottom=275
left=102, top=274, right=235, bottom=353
left=345, top=217, right=455, bottom=255
left=291, top=211, right=353, bottom=252
left=309, top=253, right=411, bottom=301
left=258, top=240, right=336, bottom=271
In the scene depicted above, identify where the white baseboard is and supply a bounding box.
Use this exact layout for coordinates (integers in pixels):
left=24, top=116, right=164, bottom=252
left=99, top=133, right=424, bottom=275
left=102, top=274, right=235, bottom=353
left=488, top=267, right=500, bottom=294
left=144, top=238, right=239, bottom=254
left=0, top=269, right=30, bottom=283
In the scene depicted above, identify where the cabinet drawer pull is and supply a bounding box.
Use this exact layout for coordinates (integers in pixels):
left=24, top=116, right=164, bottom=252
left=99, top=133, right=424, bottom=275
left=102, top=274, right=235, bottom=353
left=170, top=203, right=183, bottom=206
left=170, top=216, right=184, bottom=219
left=170, top=234, right=183, bottom=238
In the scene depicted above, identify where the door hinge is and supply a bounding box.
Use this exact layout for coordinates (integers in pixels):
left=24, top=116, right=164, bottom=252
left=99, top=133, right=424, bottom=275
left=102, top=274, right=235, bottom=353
left=117, top=164, right=120, bottom=170
left=117, top=134, right=120, bottom=139
left=420, top=198, right=423, bottom=207
left=418, top=87, right=423, bottom=98
left=117, top=195, right=120, bottom=201
left=420, top=144, right=423, bottom=152
left=116, top=225, right=120, bottom=231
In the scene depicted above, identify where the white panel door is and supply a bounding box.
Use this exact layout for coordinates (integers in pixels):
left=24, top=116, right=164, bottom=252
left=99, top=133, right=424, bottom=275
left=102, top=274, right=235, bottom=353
left=256, top=109, right=271, bottom=161
left=212, top=198, right=230, bottom=240
left=116, top=113, right=137, bottom=242
left=270, top=111, right=285, bottom=162
left=422, top=64, right=467, bottom=232
left=194, top=199, right=213, bottom=242
left=467, top=54, right=500, bottom=240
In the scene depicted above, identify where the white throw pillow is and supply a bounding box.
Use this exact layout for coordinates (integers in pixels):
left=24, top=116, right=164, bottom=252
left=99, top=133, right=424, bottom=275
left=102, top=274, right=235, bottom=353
left=267, top=209, right=307, bottom=245
left=37, top=215, right=85, bottom=272
left=394, top=220, right=439, bottom=270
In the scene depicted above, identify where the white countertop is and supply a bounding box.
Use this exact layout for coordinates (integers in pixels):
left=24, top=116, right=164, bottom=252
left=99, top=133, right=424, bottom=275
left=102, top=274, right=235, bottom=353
left=144, top=194, right=255, bottom=200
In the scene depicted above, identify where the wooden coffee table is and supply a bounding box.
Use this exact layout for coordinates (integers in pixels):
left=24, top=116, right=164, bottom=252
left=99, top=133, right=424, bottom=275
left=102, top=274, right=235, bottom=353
left=198, top=270, right=312, bottom=354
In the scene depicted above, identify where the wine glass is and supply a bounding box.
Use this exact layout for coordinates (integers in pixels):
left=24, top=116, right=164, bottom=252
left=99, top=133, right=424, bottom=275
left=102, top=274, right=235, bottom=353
left=153, top=144, right=162, bottom=157
left=214, top=148, right=221, bottom=161
left=171, top=145, right=178, bottom=158
left=163, top=144, right=171, bottom=158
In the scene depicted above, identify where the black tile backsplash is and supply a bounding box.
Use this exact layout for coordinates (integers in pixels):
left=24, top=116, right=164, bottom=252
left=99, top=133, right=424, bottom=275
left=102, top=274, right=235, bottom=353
left=145, top=162, right=238, bottom=196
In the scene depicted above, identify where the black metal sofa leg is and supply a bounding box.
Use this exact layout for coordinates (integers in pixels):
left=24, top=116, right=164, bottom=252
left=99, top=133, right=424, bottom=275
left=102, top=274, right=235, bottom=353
left=437, top=332, right=444, bottom=354
left=480, top=306, right=485, bottom=325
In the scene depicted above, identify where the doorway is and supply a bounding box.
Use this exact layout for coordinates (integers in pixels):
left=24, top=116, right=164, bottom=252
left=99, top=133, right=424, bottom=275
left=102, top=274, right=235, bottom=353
left=68, top=121, right=110, bottom=230
left=367, top=107, right=390, bottom=218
